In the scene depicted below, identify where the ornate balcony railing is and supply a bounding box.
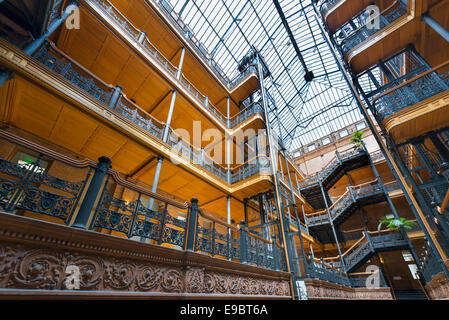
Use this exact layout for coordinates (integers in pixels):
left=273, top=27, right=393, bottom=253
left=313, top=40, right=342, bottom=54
left=418, top=240, right=446, bottom=284
left=338, top=0, right=408, bottom=57
left=230, top=156, right=271, bottom=184
left=0, top=157, right=91, bottom=224
left=372, top=60, right=449, bottom=123
left=229, top=101, right=264, bottom=128
left=319, top=0, right=341, bottom=20
left=298, top=146, right=367, bottom=189
left=0, top=131, right=288, bottom=273
left=154, top=0, right=231, bottom=85
left=324, top=230, right=408, bottom=272
left=305, top=180, right=384, bottom=227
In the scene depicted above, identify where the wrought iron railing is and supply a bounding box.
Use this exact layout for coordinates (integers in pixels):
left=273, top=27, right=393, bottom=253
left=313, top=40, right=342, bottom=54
left=322, top=229, right=408, bottom=272
left=0, top=132, right=287, bottom=273
left=0, top=157, right=91, bottom=224
left=338, top=0, right=408, bottom=57
left=229, top=101, right=264, bottom=128
left=418, top=240, right=446, bottom=284
left=93, top=185, right=188, bottom=247
left=298, top=146, right=367, bottom=189
left=230, top=156, right=271, bottom=184
left=194, top=209, right=287, bottom=271
left=305, top=180, right=384, bottom=227
left=372, top=60, right=449, bottom=122
left=319, top=0, right=341, bottom=19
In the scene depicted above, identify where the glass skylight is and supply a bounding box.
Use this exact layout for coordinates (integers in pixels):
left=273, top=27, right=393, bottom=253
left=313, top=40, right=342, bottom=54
left=166, top=0, right=364, bottom=152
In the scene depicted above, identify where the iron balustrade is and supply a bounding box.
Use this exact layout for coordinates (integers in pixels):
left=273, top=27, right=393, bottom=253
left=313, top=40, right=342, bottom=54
left=34, top=43, right=114, bottom=104
left=0, top=132, right=290, bottom=273
left=155, top=0, right=231, bottom=85
left=418, top=240, right=445, bottom=284
left=92, top=180, right=188, bottom=248
left=337, top=0, right=408, bottom=57
left=305, top=180, right=384, bottom=227
left=323, top=230, right=408, bottom=272
left=298, top=146, right=367, bottom=189
left=372, top=60, right=449, bottom=123
left=0, top=157, right=91, bottom=224
left=230, top=156, right=271, bottom=184
left=229, top=101, right=264, bottom=128
left=357, top=48, right=427, bottom=99
left=319, top=0, right=341, bottom=20
left=193, top=208, right=287, bottom=271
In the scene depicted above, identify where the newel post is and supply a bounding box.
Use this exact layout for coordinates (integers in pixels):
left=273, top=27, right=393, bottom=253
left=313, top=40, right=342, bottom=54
left=72, top=156, right=111, bottom=230
left=239, top=221, right=248, bottom=264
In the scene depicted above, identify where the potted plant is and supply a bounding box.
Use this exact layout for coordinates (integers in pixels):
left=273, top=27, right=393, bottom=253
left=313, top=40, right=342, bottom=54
left=350, top=130, right=364, bottom=151
left=377, top=216, right=415, bottom=232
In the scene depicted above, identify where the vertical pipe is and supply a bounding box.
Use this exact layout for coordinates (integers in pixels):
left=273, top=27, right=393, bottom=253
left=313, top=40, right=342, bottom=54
left=422, top=13, right=449, bottom=43
left=176, top=47, right=186, bottom=80
left=162, top=90, right=178, bottom=143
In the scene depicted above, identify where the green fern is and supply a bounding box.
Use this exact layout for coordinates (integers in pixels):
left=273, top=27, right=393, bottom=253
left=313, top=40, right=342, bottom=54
left=377, top=216, right=415, bottom=231
left=351, top=130, right=364, bottom=150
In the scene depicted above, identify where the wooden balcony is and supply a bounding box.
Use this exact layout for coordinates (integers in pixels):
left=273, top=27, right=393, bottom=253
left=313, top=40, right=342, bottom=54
left=373, top=60, right=449, bottom=143
left=321, top=0, right=379, bottom=33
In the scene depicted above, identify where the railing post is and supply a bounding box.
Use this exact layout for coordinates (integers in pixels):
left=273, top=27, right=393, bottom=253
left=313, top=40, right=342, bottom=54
left=138, top=31, right=146, bottom=44
left=108, top=85, right=122, bottom=108
left=239, top=221, right=248, bottom=264
left=272, top=234, right=280, bottom=271
left=185, top=198, right=199, bottom=252
left=211, top=222, right=216, bottom=257
left=72, top=156, right=111, bottom=230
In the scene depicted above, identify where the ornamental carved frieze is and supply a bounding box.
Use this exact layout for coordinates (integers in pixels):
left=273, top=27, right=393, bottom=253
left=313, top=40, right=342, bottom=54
left=425, top=274, right=449, bottom=300
left=0, top=241, right=289, bottom=296
left=184, top=267, right=290, bottom=296
left=304, top=280, right=392, bottom=300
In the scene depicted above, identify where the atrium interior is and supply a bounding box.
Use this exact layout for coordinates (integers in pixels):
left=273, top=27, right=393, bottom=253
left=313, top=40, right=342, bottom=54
left=0, top=0, right=448, bottom=300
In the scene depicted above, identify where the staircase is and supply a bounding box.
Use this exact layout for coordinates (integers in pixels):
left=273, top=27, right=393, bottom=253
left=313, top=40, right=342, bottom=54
left=299, top=148, right=371, bottom=209
left=394, top=290, right=428, bottom=300
left=321, top=230, right=409, bottom=273
left=305, top=180, right=387, bottom=243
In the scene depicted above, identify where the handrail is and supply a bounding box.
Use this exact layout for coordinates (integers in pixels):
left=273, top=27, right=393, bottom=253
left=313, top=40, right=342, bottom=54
left=45, top=41, right=114, bottom=90
left=198, top=208, right=239, bottom=231
left=247, top=230, right=273, bottom=244
left=323, top=232, right=367, bottom=261
left=350, top=179, right=379, bottom=190
left=372, top=60, right=449, bottom=107
left=230, top=155, right=268, bottom=172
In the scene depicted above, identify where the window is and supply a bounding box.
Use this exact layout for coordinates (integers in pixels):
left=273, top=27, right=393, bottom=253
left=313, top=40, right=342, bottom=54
left=356, top=122, right=366, bottom=131
left=293, top=150, right=301, bottom=158
left=12, top=152, right=48, bottom=174
left=308, top=144, right=316, bottom=152
left=408, top=264, right=420, bottom=280
left=322, top=137, right=331, bottom=146
left=339, top=130, right=349, bottom=138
